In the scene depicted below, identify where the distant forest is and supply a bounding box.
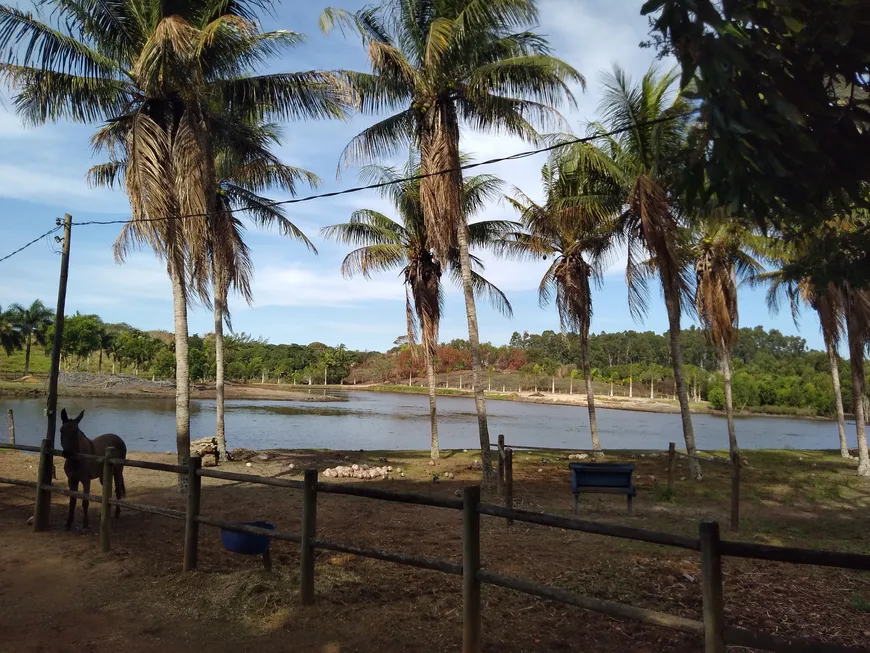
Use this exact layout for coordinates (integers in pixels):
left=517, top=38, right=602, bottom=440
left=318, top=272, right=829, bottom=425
left=2, top=305, right=863, bottom=418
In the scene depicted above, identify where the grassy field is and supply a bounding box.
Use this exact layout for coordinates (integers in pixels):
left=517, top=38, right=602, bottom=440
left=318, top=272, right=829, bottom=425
left=0, top=446, right=867, bottom=652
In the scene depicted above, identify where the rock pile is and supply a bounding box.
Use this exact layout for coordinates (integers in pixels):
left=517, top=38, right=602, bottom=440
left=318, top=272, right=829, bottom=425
left=322, top=463, right=393, bottom=480
left=191, top=437, right=220, bottom=466
left=567, top=453, right=589, bottom=460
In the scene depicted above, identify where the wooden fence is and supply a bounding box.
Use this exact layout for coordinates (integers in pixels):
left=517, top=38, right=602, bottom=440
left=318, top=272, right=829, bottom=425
left=1, top=439, right=869, bottom=653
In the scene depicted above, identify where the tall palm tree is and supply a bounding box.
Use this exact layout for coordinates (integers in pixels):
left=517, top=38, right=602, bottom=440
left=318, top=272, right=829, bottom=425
left=757, top=252, right=851, bottom=459
left=322, top=158, right=515, bottom=460
left=0, top=305, right=24, bottom=356
left=320, top=0, right=581, bottom=483
left=7, top=300, right=54, bottom=376
left=841, top=283, right=870, bottom=476
left=504, top=159, right=620, bottom=452
left=94, top=119, right=318, bottom=462
left=692, top=218, right=763, bottom=456
left=1, top=0, right=347, bottom=487
left=579, top=65, right=701, bottom=478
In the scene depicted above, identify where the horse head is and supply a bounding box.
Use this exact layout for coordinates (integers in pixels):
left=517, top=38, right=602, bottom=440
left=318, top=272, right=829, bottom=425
left=59, top=409, right=85, bottom=460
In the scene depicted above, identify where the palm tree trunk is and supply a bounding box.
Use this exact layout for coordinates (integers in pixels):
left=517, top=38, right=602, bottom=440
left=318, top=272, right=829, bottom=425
left=426, top=351, right=439, bottom=460
left=98, top=348, right=103, bottom=374
left=581, top=342, right=601, bottom=451
left=846, top=302, right=870, bottom=476
left=629, top=373, right=633, bottom=398
left=214, top=271, right=228, bottom=463
left=456, top=223, right=494, bottom=484
left=664, top=287, right=702, bottom=480
left=825, top=339, right=850, bottom=458
left=24, top=334, right=31, bottom=376
left=170, top=263, right=191, bottom=492
left=720, top=343, right=739, bottom=456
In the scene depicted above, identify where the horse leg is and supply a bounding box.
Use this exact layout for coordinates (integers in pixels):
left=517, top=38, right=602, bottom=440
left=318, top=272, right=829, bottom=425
left=81, top=479, right=90, bottom=529
left=65, top=479, right=78, bottom=531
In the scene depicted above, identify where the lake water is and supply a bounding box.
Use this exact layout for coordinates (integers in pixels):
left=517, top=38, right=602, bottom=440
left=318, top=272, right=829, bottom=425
left=2, top=392, right=858, bottom=452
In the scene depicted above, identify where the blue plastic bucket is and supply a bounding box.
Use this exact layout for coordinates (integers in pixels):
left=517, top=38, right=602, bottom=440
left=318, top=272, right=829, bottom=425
left=220, top=521, right=275, bottom=555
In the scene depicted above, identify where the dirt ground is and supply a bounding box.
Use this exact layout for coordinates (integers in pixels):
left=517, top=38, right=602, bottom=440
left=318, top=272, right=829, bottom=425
left=1, top=448, right=868, bottom=652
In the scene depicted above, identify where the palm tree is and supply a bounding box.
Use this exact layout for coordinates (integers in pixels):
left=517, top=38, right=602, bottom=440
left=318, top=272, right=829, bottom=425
left=7, top=300, right=54, bottom=376
left=322, top=158, right=515, bottom=460
left=579, top=65, right=701, bottom=478
left=2, top=0, right=347, bottom=487
left=756, top=252, right=852, bottom=459
left=692, top=218, right=763, bottom=456
left=504, top=159, right=619, bottom=452
left=95, top=119, right=319, bottom=462
left=0, top=305, right=24, bottom=356
left=841, top=283, right=870, bottom=476
left=320, top=0, right=581, bottom=483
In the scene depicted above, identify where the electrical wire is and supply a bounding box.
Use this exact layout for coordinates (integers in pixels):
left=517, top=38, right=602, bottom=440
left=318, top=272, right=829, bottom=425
left=0, top=226, right=62, bottom=264
left=0, top=111, right=693, bottom=263
left=71, top=112, right=693, bottom=228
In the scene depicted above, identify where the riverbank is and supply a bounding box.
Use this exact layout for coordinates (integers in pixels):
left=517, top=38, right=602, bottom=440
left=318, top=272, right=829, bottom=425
left=352, top=383, right=837, bottom=421
left=0, top=377, right=344, bottom=402
left=0, top=447, right=866, bottom=652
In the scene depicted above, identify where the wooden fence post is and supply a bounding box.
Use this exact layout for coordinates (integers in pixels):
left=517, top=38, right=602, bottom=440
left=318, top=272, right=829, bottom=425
left=497, top=434, right=505, bottom=497
left=300, top=468, right=318, bottom=606
left=7, top=409, right=14, bottom=444
left=700, top=520, right=725, bottom=653
left=505, top=449, right=514, bottom=528
left=99, top=447, right=116, bottom=553
left=730, top=453, right=740, bottom=532
left=183, top=456, right=202, bottom=571
left=462, top=485, right=481, bottom=653
left=667, top=442, right=676, bottom=493
left=33, top=438, right=53, bottom=532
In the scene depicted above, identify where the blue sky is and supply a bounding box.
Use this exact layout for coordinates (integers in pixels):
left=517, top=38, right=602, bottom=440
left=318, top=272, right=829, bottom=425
left=0, top=0, right=827, bottom=352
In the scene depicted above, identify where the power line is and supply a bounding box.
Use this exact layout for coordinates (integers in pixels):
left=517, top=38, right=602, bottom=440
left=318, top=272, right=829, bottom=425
left=0, top=111, right=692, bottom=264
left=71, top=112, right=693, bottom=228
left=0, top=225, right=62, bottom=264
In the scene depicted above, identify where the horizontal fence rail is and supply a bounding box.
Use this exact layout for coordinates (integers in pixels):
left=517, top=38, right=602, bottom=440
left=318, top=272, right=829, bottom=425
left=478, top=502, right=701, bottom=550
left=2, top=440, right=869, bottom=653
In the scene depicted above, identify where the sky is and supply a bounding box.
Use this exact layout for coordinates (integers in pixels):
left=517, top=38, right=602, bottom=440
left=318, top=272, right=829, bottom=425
left=0, top=0, right=828, bottom=352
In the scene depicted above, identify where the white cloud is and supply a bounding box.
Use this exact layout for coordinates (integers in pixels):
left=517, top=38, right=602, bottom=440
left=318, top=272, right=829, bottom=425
left=248, top=263, right=405, bottom=308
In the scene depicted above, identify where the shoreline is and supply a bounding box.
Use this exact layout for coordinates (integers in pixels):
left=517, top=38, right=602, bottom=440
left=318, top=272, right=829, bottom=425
left=0, top=377, right=836, bottom=422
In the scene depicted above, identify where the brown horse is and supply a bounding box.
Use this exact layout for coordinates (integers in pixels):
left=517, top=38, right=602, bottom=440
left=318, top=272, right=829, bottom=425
left=59, top=409, right=127, bottom=530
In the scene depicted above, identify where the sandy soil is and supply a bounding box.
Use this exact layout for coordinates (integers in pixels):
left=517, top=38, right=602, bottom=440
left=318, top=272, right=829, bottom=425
left=1, top=449, right=867, bottom=652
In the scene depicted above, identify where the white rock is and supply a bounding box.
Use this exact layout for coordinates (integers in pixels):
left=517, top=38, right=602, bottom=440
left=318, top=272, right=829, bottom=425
left=579, top=453, right=588, bottom=460
left=463, top=449, right=468, bottom=453
left=246, top=462, right=253, bottom=468
left=26, top=516, right=33, bottom=525
left=361, top=463, right=370, bottom=470
left=537, top=468, right=544, bottom=473
left=648, top=475, right=657, bottom=483
left=640, top=454, right=646, bottom=458
left=352, top=464, right=360, bottom=471
left=400, top=472, right=405, bottom=477
left=257, top=453, right=270, bottom=461
left=287, top=463, right=295, bottom=470
left=387, top=466, right=393, bottom=472
left=428, top=460, right=436, bottom=466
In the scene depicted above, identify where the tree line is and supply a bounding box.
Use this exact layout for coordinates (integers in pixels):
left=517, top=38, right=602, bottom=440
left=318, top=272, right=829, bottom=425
left=1, top=0, right=867, bottom=483
left=4, top=299, right=860, bottom=425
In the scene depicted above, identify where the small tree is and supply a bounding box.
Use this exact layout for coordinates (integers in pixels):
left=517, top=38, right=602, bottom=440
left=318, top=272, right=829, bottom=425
left=8, top=300, right=54, bottom=375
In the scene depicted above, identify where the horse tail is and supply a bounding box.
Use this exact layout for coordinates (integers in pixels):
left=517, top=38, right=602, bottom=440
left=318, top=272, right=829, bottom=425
left=114, top=466, right=127, bottom=499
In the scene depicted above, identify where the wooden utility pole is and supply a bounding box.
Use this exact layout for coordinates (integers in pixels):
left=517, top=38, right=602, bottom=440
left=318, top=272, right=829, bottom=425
left=45, top=214, right=72, bottom=446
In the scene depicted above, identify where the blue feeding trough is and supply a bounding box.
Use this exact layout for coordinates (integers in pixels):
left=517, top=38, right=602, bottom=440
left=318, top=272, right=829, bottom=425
left=220, top=521, right=275, bottom=556
left=568, top=463, right=636, bottom=515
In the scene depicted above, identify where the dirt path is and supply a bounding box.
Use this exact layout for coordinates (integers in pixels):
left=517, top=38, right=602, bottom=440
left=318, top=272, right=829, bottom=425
left=1, top=450, right=867, bottom=652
